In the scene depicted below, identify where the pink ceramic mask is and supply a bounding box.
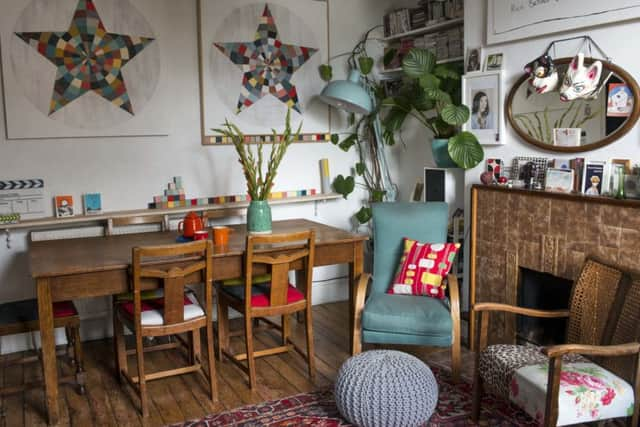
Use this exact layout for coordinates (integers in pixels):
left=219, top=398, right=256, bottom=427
left=559, top=53, right=602, bottom=102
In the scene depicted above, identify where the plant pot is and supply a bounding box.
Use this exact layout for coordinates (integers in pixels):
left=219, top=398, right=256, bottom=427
left=247, top=200, right=272, bottom=234
left=431, top=138, right=458, bottom=168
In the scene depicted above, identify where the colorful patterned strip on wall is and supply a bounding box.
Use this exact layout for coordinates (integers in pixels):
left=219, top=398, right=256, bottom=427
left=148, top=189, right=318, bottom=209
left=203, top=133, right=331, bottom=145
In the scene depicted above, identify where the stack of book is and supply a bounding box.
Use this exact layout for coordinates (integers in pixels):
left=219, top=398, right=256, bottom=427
left=383, top=8, right=412, bottom=37
left=410, top=8, right=427, bottom=30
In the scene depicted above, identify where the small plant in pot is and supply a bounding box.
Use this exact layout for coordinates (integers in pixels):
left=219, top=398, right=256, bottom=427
left=383, top=48, right=484, bottom=169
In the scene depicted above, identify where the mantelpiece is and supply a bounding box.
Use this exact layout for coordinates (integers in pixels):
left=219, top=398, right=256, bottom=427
left=469, top=184, right=640, bottom=348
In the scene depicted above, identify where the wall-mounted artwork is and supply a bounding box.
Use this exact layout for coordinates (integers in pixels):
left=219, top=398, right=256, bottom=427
left=1, top=0, right=170, bottom=139
left=199, top=0, right=330, bottom=145
left=487, top=0, right=640, bottom=45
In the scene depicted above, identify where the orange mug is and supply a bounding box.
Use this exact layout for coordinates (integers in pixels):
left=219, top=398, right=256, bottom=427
left=193, top=230, right=208, bottom=241
left=212, top=226, right=231, bottom=246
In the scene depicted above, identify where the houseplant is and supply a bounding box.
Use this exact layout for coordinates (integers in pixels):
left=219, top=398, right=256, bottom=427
left=383, top=48, right=484, bottom=169
left=214, top=109, right=300, bottom=233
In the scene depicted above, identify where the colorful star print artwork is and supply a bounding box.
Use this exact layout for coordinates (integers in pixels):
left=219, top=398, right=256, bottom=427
left=214, top=5, right=318, bottom=114
left=15, top=0, right=154, bottom=115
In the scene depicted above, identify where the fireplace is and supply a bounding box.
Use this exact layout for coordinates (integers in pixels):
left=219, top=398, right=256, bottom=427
left=516, top=267, right=572, bottom=346
left=470, top=185, right=640, bottom=346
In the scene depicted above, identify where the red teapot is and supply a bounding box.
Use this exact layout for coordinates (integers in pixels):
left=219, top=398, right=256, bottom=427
left=178, top=212, right=204, bottom=238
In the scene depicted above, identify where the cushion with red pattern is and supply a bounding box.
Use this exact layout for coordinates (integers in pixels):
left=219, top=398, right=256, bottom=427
left=388, top=238, right=460, bottom=299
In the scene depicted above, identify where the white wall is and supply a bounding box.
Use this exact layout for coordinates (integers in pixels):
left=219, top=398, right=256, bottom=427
left=462, top=0, right=640, bottom=309
left=0, top=0, right=401, bottom=352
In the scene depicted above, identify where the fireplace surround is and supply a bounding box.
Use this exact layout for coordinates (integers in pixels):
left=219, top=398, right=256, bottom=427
left=469, top=184, right=640, bottom=348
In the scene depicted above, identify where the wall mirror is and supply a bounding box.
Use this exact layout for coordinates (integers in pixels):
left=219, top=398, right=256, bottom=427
left=506, top=57, right=640, bottom=153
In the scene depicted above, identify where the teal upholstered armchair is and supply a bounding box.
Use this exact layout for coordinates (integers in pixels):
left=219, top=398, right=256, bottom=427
left=352, top=202, right=461, bottom=380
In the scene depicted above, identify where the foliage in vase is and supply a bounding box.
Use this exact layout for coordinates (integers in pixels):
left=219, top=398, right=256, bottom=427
left=383, top=48, right=484, bottom=169
left=214, top=109, right=301, bottom=200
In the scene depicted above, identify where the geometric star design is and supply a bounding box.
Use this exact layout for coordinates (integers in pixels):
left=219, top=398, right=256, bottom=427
left=15, top=0, right=154, bottom=116
left=214, top=4, right=317, bottom=114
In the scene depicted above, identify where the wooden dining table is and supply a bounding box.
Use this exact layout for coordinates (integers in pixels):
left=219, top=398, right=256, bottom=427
left=29, top=218, right=366, bottom=424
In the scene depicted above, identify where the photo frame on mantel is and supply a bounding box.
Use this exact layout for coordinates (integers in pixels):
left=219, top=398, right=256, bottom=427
left=0, top=0, right=171, bottom=139
left=198, top=0, right=330, bottom=145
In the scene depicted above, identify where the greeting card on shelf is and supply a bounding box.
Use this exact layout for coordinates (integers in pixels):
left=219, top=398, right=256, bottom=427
left=83, top=193, right=102, bottom=215
left=54, top=195, right=74, bottom=218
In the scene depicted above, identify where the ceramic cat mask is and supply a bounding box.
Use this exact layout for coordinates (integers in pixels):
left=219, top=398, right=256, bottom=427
left=559, top=53, right=602, bottom=101
left=524, top=54, right=558, bottom=94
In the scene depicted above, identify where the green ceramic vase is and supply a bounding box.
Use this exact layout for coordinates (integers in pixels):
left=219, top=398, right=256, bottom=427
left=431, top=138, right=458, bottom=168
left=247, top=200, right=272, bottom=234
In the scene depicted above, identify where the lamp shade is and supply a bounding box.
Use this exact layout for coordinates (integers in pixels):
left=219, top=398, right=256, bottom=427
left=319, top=69, right=373, bottom=115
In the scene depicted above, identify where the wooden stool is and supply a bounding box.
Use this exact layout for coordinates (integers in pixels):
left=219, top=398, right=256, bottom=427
left=0, top=299, right=84, bottom=395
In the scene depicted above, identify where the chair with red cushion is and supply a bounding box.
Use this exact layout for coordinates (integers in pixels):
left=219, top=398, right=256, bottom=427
left=217, top=230, right=316, bottom=389
left=0, top=298, right=84, bottom=395
left=113, top=240, right=217, bottom=417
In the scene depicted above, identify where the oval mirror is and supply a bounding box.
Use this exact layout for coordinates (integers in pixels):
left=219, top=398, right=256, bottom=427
left=506, top=57, right=640, bottom=153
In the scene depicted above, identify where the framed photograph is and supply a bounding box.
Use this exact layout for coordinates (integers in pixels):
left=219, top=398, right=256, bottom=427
left=582, top=160, right=606, bottom=196
left=611, top=158, right=632, bottom=174
left=466, top=47, right=481, bottom=73
left=512, top=156, right=549, bottom=189
left=624, top=174, right=640, bottom=199
left=54, top=195, right=74, bottom=218
left=485, top=53, right=503, bottom=71
left=462, top=71, right=503, bottom=145
left=545, top=168, right=574, bottom=193
left=486, top=158, right=503, bottom=181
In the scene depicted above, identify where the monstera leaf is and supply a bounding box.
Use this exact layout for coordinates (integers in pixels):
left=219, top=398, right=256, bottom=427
left=402, top=48, right=436, bottom=78
left=333, top=175, right=355, bottom=199
left=441, top=104, right=470, bottom=126
left=448, top=131, right=484, bottom=169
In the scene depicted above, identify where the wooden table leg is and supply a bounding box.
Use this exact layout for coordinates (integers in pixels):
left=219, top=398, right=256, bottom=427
left=349, top=241, right=364, bottom=354
left=37, top=278, right=59, bottom=425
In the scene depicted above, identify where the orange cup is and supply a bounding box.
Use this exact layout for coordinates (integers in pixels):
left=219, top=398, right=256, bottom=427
left=212, top=226, right=231, bottom=246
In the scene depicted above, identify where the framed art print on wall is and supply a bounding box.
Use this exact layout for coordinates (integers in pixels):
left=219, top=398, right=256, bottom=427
left=462, top=70, right=503, bottom=145
left=198, top=0, right=330, bottom=145
left=0, top=0, right=172, bottom=139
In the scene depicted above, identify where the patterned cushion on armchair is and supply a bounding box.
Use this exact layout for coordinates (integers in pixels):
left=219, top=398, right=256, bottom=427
left=511, top=362, right=635, bottom=426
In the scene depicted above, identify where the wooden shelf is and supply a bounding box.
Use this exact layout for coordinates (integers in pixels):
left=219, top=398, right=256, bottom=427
left=1, top=193, right=342, bottom=231
left=382, top=18, right=463, bottom=43
left=379, top=56, right=464, bottom=76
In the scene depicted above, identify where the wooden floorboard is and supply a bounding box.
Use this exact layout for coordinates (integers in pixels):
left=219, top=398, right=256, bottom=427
left=0, top=302, right=466, bottom=426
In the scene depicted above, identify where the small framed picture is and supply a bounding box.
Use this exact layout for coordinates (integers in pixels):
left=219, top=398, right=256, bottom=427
left=54, top=195, right=74, bottom=218
left=545, top=168, right=574, bottom=193
left=462, top=70, right=503, bottom=145
left=83, top=193, right=102, bottom=215
left=466, top=47, right=481, bottom=73
left=607, top=83, right=634, bottom=117
left=485, top=53, right=503, bottom=71
left=553, top=128, right=581, bottom=147
left=487, top=158, right=503, bottom=181
left=582, top=160, right=606, bottom=196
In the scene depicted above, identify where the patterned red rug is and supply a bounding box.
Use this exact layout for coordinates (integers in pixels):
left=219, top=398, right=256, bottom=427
left=170, top=366, right=538, bottom=426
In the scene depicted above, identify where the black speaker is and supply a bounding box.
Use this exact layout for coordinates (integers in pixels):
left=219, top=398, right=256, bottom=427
left=424, top=168, right=445, bottom=202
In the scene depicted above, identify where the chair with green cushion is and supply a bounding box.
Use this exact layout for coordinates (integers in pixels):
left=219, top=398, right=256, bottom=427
left=352, top=202, right=461, bottom=380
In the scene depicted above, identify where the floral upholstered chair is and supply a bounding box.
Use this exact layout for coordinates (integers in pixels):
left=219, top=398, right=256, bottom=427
left=472, top=258, right=639, bottom=427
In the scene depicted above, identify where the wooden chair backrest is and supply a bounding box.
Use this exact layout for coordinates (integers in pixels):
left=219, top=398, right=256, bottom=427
left=567, top=258, right=640, bottom=382
left=566, top=258, right=624, bottom=346
left=107, top=215, right=167, bottom=236
left=244, top=230, right=315, bottom=309
left=131, top=240, right=212, bottom=327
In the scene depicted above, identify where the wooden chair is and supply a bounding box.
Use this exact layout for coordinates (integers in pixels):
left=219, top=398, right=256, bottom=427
left=113, top=240, right=217, bottom=417
left=217, top=230, right=316, bottom=389
left=0, top=299, right=84, bottom=395
left=472, top=258, right=640, bottom=427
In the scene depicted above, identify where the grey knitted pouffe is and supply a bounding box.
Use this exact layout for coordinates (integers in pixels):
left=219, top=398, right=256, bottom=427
left=334, top=350, right=438, bottom=427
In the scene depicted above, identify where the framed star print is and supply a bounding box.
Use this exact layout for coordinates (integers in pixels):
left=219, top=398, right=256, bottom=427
left=0, top=0, right=170, bottom=139
left=198, top=0, right=330, bottom=145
